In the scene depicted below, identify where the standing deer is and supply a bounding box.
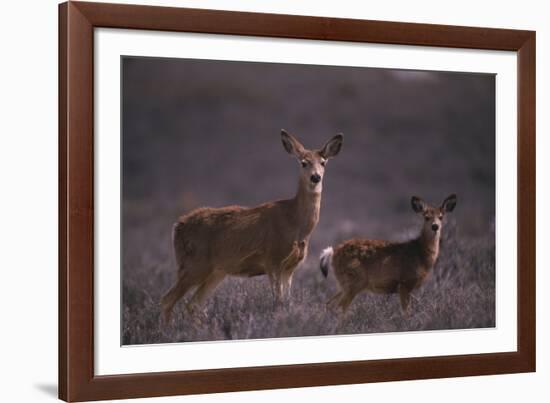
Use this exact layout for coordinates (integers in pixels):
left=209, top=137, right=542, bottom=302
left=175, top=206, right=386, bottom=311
left=161, top=130, right=343, bottom=322
left=320, top=194, right=457, bottom=314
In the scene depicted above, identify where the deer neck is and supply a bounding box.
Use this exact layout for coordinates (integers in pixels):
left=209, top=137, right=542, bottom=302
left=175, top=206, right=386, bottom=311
left=291, top=180, right=321, bottom=240
left=418, top=228, right=440, bottom=269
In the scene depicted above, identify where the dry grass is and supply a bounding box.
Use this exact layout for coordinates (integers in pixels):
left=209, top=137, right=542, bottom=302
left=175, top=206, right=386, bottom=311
left=122, top=217, right=494, bottom=345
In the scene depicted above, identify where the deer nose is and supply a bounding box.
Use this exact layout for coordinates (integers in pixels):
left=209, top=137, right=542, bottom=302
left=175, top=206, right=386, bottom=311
left=310, top=174, right=321, bottom=184
left=431, top=223, right=439, bottom=232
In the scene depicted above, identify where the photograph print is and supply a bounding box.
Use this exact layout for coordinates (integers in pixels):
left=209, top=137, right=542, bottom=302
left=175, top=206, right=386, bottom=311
left=122, top=56, right=495, bottom=345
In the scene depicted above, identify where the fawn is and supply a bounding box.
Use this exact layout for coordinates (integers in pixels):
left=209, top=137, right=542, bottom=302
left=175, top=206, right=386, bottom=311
left=161, top=130, right=343, bottom=322
left=320, top=194, right=457, bottom=314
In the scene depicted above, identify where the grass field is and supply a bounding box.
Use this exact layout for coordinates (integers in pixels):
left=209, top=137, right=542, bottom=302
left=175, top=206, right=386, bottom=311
left=122, top=216, right=495, bottom=344
left=121, top=57, right=495, bottom=345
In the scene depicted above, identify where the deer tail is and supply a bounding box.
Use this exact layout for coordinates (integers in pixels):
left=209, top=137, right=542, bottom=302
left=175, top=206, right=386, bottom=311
left=319, top=247, right=334, bottom=278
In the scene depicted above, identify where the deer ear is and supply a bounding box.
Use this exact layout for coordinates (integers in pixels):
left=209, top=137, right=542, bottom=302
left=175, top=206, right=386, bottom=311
left=319, top=133, right=344, bottom=159
left=411, top=196, right=427, bottom=213
left=281, top=130, right=305, bottom=157
left=442, top=194, right=457, bottom=212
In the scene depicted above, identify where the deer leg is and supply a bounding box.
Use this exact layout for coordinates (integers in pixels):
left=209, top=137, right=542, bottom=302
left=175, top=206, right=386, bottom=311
left=160, top=272, right=196, bottom=324
left=278, top=241, right=305, bottom=302
left=187, top=270, right=226, bottom=312
left=326, top=291, right=343, bottom=310
left=275, top=270, right=295, bottom=310
left=338, top=288, right=360, bottom=314
left=278, top=268, right=293, bottom=300
left=399, top=284, right=412, bottom=314
left=268, top=271, right=283, bottom=308
left=284, top=272, right=295, bottom=300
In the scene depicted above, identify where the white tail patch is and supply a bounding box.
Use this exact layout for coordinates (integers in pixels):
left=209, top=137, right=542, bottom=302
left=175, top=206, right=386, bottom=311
left=319, top=246, right=334, bottom=278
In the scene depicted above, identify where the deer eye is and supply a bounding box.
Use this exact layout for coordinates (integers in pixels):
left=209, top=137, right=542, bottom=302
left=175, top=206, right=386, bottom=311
left=301, top=160, right=308, bottom=168
left=320, top=160, right=326, bottom=167
left=424, top=216, right=430, bottom=221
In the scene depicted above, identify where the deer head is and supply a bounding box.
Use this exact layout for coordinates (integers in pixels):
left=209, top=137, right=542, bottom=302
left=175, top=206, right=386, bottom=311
left=281, top=129, right=343, bottom=194
left=411, top=194, right=457, bottom=240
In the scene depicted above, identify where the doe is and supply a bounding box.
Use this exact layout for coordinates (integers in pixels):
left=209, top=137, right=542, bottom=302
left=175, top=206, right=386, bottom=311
left=161, top=130, right=343, bottom=322
left=320, top=194, right=457, bottom=314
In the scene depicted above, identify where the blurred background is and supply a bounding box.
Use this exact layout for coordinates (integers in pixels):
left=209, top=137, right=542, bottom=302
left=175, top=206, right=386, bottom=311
left=122, top=56, right=495, bottom=345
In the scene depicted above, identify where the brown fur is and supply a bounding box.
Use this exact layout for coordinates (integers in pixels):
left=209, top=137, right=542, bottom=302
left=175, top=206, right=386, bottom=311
left=161, top=130, right=343, bottom=322
left=324, top=194, right=457, bottom=314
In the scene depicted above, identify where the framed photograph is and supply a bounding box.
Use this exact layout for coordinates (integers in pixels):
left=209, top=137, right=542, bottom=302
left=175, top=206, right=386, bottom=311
left=59, top=1, right=536, bottom=401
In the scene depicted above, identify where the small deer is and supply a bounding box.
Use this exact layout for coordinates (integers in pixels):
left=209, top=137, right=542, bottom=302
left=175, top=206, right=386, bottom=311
left=161, top=130, right=343, bottom=322
left=320, top=194, right=457, bottom=314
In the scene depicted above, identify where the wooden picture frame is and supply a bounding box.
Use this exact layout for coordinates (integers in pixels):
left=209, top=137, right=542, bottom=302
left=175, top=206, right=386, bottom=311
left=59, top=1, right=536, bottom=401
